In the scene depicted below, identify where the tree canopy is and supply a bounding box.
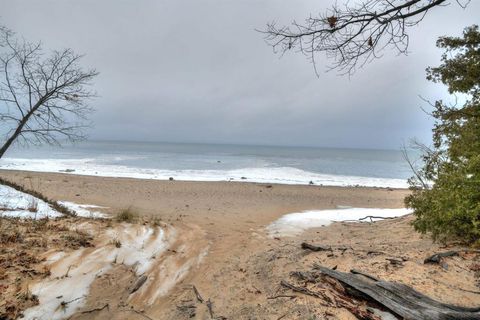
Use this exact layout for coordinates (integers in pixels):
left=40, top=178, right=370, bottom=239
left=405, top=25, right=480, bottom=244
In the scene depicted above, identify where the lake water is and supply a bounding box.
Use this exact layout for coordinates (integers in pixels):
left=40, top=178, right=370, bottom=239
left=0, top=140, right=414, bottom=188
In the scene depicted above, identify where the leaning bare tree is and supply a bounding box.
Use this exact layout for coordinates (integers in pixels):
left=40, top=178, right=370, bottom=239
left=0, top=26, right=98, bottom=158
left=261, top=0, right=470, bottom=75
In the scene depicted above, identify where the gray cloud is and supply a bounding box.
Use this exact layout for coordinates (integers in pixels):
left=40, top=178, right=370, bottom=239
left=1, top=0, right=478, bottom=149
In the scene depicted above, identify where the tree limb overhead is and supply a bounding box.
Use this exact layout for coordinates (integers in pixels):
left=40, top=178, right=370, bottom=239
left=261, top=0, right=471, bottom=75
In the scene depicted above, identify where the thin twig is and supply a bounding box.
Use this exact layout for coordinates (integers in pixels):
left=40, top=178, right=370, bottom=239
left=267, top=294, right=297, bottom=300
left=80, top=304, right=109, bottom=314
left=192, top=285, right=204, bottom=303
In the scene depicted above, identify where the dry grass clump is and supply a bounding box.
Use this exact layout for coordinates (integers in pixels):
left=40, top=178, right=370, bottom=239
left=16, top=285, right=39, bottom=305
left=61, top=229, right=94, bottom=249
left=0, top=229, right=23, bottom=245
left=150, top=215, right=163, bottom=227
left=110, top=237, right=122, bottom=248
left=25, top=218, right=49, bottom=234
left=0, top=216, right=104, bottom=319
left=116, top=207, right=138, bottom=223
left=0, top=232, right=43, bottom=319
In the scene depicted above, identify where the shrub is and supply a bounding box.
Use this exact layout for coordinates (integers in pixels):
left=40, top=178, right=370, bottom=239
left=405, top=25, right=480, bottom=245
left=116, top=207, right=138, bottom=223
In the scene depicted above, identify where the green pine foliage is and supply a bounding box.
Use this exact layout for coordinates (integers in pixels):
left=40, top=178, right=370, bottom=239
left=405, top=25, right=480, bottom=245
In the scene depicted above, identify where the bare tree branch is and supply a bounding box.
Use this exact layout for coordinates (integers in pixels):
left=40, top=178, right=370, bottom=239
left=401, top=143, right=428, bottom=189
left=260, top=0, right=471, bottom=75
left=0, top=25, right=98, bottom=158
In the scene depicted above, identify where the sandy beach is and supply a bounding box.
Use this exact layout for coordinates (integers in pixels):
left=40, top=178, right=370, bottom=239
left=0, top=170, right=409, bottom=226
left=1, top=170, right=479, bottom=320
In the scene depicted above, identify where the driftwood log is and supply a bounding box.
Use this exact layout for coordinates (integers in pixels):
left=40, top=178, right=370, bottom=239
left=301, top=242, right=332, bottom=252
left=314, top=265, right=480, bottom=320
left=424, top=250, right=480, bottom=265
left=424, top=251, right=461, bottom=264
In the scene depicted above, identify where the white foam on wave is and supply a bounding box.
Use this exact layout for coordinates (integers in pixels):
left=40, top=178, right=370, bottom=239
left=0, top=157, right=408, bottom=188
left=267, top=207, right=412, bottom=237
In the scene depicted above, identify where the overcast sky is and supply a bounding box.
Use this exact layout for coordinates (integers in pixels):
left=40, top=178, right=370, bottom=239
left=1, top=0, right=478, bottom=149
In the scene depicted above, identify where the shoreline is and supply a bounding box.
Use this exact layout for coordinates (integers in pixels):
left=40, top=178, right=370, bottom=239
left=0, top=168, right=409, bottom=190
left=0, top=159, right=409, bottom=188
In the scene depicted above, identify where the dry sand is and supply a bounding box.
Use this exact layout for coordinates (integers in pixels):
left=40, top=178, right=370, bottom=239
left=1, top=170, right=479, bottom=320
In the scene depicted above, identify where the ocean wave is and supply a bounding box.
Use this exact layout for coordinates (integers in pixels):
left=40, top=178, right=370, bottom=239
left=0, top=157, right=408, bottom=188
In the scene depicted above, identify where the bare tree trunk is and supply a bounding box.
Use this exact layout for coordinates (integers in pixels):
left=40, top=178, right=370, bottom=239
left=0, top=100, right=41, bottom=158
left=0, top=112, right=32, bottom=158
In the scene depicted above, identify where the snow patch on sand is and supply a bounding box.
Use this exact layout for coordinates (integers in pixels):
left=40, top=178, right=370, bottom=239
left=136, top=245, right=210, bottom=305
left=58, top=201, right=109, bottom=218
left=125, top=225, right=209, bottom=307
left=0, top=185, right=62, bottom=219
left=23, top=223, right=173, bottom=320
left=0, top=183, right=109, bottom=219
left=104, top=225, right=171, bottom=274
left=267, top=208, right=412, bottom=237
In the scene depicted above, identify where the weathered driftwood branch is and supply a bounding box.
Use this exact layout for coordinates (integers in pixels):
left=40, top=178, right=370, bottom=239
left=206, top=298, right=214, bottom=319
left=314, top=264, right=480, bottom=320
left=357, top=215, right=399, bottom=222
left=130, top=275, right=148, bottom=294
left=281, top=278, right=381, bottom=319
left=301, top=242, right=332, bottom=252
left=341, top=215, right=403, bottom=223
left=424, top=250, right=480, bottom=264
left=385, top=258, right=405, bottom=266
left=424, top=251, right=460, bottom=264
left=280, top=280, right=331, bottom=305
left=267, top=294, right=297, bottom=300
left=192, top=285, right=204, bottom=303
left=80, top=304, right=109, bottom=314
